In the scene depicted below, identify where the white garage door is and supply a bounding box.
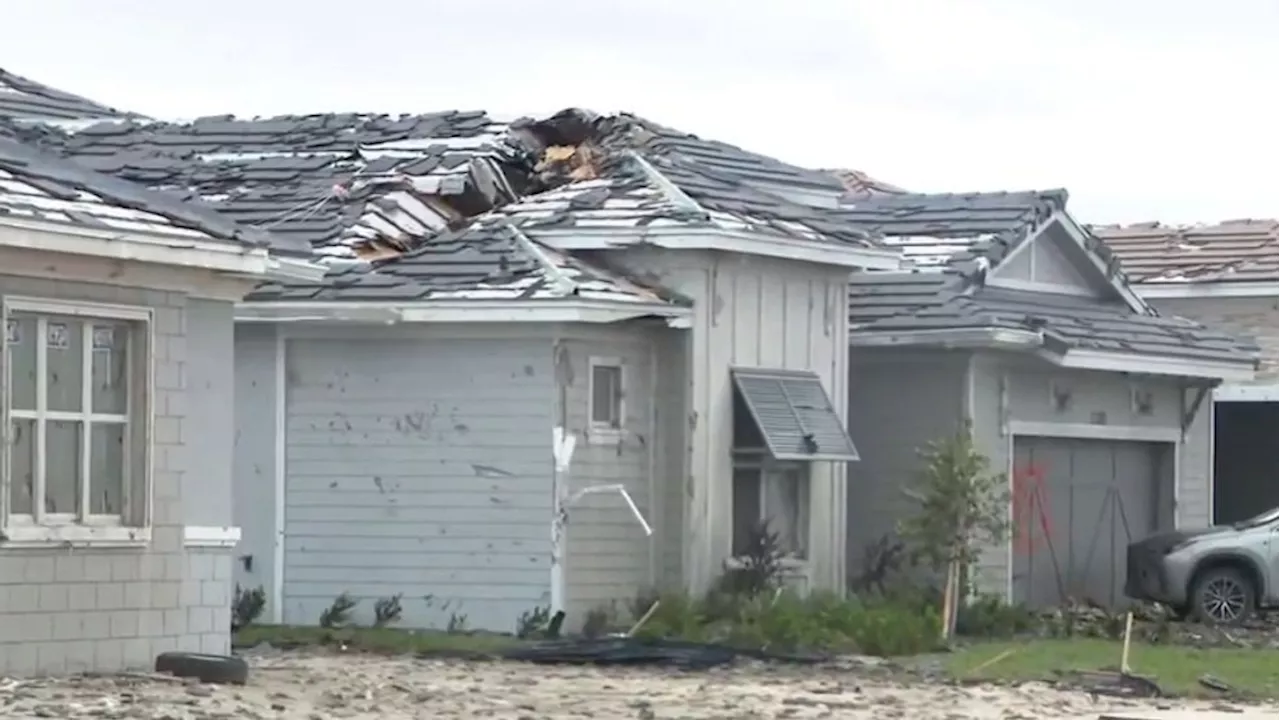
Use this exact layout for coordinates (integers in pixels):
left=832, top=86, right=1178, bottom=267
left=1011, top=437, right=1168, bottom=609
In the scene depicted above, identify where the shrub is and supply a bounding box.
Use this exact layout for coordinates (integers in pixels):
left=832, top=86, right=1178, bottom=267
left=319, top=592, right=357, bottom=629
left=231, top=585, right=267, bottom=631
left=373, top=594, right=403, bottom=628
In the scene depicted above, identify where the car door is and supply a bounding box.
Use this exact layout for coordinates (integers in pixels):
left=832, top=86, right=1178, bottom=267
left=1266, top=522, right=1280, bottom=605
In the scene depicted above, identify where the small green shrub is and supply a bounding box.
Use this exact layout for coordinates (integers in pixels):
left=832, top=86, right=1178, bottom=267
left=515, top=604, right=552, bottom=639
left=231, top=584, right=267, bottom=631
left=718, top=521, right=786, bottom=597
left=319, top=592, right=358, bottom=628
left=373, top=594, right=403, bottom=628
left=446, top=612, right=468, bottom=634
left=954, top=594, right=1036, bottom=638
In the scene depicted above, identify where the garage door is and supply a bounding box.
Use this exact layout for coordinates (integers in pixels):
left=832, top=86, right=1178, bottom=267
left=1011, top=437, right=1166, bottom=609
left=282, top=337, right=555, bottom=630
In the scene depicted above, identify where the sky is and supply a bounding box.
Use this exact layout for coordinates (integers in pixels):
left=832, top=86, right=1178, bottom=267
left=6, top=0, right=1277, bottom=224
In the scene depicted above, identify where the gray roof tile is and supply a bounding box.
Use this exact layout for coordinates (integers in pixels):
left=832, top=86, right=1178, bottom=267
left=0, top=68, right=130, bottom=122
left=0, top=126, right=281, bottom=252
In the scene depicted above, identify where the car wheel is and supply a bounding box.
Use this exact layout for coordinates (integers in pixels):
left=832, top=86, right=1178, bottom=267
left=1190, top=567, right=1256, bottom=626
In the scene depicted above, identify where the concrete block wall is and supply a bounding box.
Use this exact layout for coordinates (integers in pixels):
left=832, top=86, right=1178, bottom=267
left=0, top=275, right=232, bottom=676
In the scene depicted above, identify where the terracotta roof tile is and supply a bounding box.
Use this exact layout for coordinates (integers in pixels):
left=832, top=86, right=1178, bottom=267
left=1091, top=220, right=1278, bottom=284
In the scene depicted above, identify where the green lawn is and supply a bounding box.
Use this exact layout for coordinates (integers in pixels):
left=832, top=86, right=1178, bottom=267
left=233, top=625, right=524, bottom=656
left=946, top=638, right=1279, bottom=699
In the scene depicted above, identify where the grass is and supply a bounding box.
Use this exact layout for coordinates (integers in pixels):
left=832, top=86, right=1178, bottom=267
left=233, top=624, right=524, bottom=656
left=946, top=638, right=1280, bottom=699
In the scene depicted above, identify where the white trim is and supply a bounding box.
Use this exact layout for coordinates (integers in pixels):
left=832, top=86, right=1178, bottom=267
left=271, top=332, right=287, bottom=624
left=264, top=255, right=328, bottom=283
left=1212, top=383, right=1280, bottom=402
left=183, top=525, right=242, bottom=548
left=1206, top=398, right=1215, bottom=526
left=1137, top=281, right=1279, bottom=299
left=1051, top=213, right=1150, bottom=314
left=1007, top=420, right=1181, bottom=443
left=1, top=297, right=154, bottom=545
left=235, top=300, right=692, bottom=325
left=534, top=226, right=904, bottom=271
left=586, top=356, right=625, bottom=445
left=1054, top=349, right=1256, bottom=382
left=0, top=216, right=272, bottom=276
left=985, top=277, right=1095, bottom=297
left=851, top=327, right=1044, bottom=349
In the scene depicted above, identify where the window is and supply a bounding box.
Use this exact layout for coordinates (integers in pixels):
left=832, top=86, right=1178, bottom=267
left=588, top=357, right=623, bottom=440
left=3, top=298, right=152, bottom=546
left=731, top=451, right=809, bottom=559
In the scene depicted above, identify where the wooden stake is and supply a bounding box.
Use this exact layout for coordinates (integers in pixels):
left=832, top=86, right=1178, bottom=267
left=940, top=562, right=957, bottom=642
left=1120, top=611, right=1134, bottom=674
left=626, top=600, right=661, bottom=638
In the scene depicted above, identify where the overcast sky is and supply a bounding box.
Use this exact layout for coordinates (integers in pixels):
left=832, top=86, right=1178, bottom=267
left=6, top=0, right=1277, bottom=224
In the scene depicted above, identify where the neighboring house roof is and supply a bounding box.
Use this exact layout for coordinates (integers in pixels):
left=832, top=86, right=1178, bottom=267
left=32, top=108, right=883, bottom=264
left=0, top=68, right=131, bottom=122
left=1091, top=220, right=1279, bottom=285
left=825, top=168, right=906, bottom=197
left=0, top=126, right=277, bottom=251
left=844, top=191, right=1258, bottom=376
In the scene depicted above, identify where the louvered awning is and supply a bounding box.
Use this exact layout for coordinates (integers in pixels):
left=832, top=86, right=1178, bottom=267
left=730, top=367, right=860, bottom=462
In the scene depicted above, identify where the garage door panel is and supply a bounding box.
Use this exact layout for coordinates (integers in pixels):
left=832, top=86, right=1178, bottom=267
left=1012, top=436, right=1162, bottom=609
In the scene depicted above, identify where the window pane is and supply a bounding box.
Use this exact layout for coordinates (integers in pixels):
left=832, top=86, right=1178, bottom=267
left=46, top=318, right=84, bottom=413
left=7, top=315, right=37, bottom=411
left=91, top=324, right=129, bottom=414
left=591, top=365, right=621, bottom=427
left=732, top=467, right=761, bottom=556
left=46, top=420, right=82, bottom=515
left=764, top=467, right=809, bottom=559
left=90, top=423, right=126, bottom=515
left=9, top=419, right=35, bottom=514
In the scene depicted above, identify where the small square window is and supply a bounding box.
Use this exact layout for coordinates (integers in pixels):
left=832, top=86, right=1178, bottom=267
left=588, top=358, right=623, bottom=433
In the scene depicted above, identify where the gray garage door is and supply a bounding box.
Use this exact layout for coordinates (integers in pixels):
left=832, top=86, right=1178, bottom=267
left=1011, top=437, right=1167, bottom=609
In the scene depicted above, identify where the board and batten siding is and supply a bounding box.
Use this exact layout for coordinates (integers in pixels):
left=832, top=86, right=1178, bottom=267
left=967, top=354, right=1210, bottom=597
left=276, top=328, right=556, bottom=632
left=608, top=249, right=852, bottom=593
left=554, top=325, right=658, bottom=621
left=1146, top=296, right=1279, bottom=381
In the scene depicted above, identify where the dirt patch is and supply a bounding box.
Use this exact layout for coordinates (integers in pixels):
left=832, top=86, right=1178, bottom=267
left=2, top=650, right=1273, bottom=719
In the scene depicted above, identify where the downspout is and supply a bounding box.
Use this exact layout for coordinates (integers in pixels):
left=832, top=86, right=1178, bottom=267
left=549, top=330, right=573, bottom=616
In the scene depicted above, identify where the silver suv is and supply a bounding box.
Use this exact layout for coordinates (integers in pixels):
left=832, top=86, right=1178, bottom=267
left=1125, top=508, right=1279, bottom=625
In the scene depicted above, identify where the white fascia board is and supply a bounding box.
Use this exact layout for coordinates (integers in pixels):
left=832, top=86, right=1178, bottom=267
left=535, top=227, right=904, bottom=271
left=0, top=216, right=272, bottom=276
left=265, top=254, right=329, bottom=283
left=850, top=327, right=1044, bottom=349
left=1213, top=382, right=1280, bottom=402
left=1054, top=349, right=1257, bottom=382
left=1136, top=281, right=1280, bottom=299
left=235, top=299, right=693, bottom=325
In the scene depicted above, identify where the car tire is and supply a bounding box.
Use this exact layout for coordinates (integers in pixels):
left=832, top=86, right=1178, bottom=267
left=1190, top=567, right=1256, bottom=626
left=154, top=651, right=250, bottom=685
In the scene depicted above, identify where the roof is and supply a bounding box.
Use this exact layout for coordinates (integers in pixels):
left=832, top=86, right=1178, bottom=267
left=0, top=126, right=279, bottom=252
left=246, top=215, right=682, bottom=307
left=833, top=190, right=1067, bottom=275
left=825, top=168, right=907, bottom=197
left=1091, top=220, right=1279, bottom=284
left=0, top=68, right=131, bottom=122
left=848, top=278, right=1257, bottom=364
left=32, top=108, right=879, bottom=263
left=842, top=191, right=1257, bottom=368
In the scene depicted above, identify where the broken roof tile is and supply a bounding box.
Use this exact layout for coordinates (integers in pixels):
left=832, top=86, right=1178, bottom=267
left=1091, top=220, right=1279, bottom=284
left=0, top=68, right=131, bottom=122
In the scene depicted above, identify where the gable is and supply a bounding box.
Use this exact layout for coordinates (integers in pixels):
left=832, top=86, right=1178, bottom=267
left=990, top=221, right=1124, bottom=302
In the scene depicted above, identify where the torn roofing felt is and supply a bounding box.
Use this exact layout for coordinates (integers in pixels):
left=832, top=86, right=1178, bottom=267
left=0, top=120, right=289, bottom=252
left=28, top=108, right=879, bottom=263
left=0, top=68, right=135, bottom=122
left=247, top=215, right=689, bottom=308
left=1091, top=219, right=1279, bottom=284
left=843, top=190, right=1259, bottom=366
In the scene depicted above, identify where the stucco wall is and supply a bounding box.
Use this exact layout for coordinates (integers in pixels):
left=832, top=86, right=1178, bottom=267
left=0, top=273, right=233, bottom=676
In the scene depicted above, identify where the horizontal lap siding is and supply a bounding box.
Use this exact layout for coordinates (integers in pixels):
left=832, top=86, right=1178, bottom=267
left=283, top=338, right=553, bottom=633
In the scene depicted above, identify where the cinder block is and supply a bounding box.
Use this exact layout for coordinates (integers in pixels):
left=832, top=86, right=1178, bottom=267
left=67, top=583, right=97, bottom=611
left=138, top=609, right=165, bottom=637
left=121, top=638, right=151, bottom=670
left=96, top=583, right=125, bottom=610
left=176, top=633, right=201, bottom=653
left=211, top=606, right=231, bottom=634
left=152, top=581, right=180, bottom=609
left=63, top=641, right=95, bottom=674
left=111, top=555, right=141, bottom=582
left=82, top=613, right=111, bottom=640
left=4, top=641, right=38, bottom=676
left=212, top=555, right=233, bottom=581
left=0, top=556, right=26, bottom=584
left=187, top=606, right=213, bottom=634
left=200, top=632, right=229, bottom=655
left=180, top=580, right=202, bottom=607
left=8, top=585, right=39, bottom=612
left=154, top=416, right=182, bottom=446
left=201, top=579, right=229, bottom=607
left=82, top=556, right=113, bottom=582
left=22, top=557, right=55, bottom=584
left=150, top=635, right=178, bottom=656
left=189, top=554, right=214, bottom=581
left=110, top=610, right=140, bottom=638
left=53, top=554, right=85, bottom=582
left=37, top=585, right=68, bottom=612
left=124, top=582, right=152, bottom=609
left=52, top=613, right=84, bottom=641
left=15, top=615, right=53, bottom=643
left=163, top=609, right=186, bottom=636
left=93, top=638, right=124, bottom=672
left=35, top=642, right=68, bottom=675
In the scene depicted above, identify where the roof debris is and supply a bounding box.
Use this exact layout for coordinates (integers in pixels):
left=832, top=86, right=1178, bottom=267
left=1091, top=220, right=1279, bottom=284
left=0, top=68, right=131, bottom=122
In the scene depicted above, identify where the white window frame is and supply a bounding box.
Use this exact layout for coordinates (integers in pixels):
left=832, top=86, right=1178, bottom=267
left=728, top=449, right=810, bottom=566
left=586, top=356, right=625, bottom=444
left=1, top=296, right=154, bottom=548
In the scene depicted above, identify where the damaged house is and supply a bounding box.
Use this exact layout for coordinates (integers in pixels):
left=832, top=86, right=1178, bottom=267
left=840, top=191, right=1258, bottom=608
left=1093, top=221, right=1278, bottom=526
left=20, top=103, right=900, bottom=631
